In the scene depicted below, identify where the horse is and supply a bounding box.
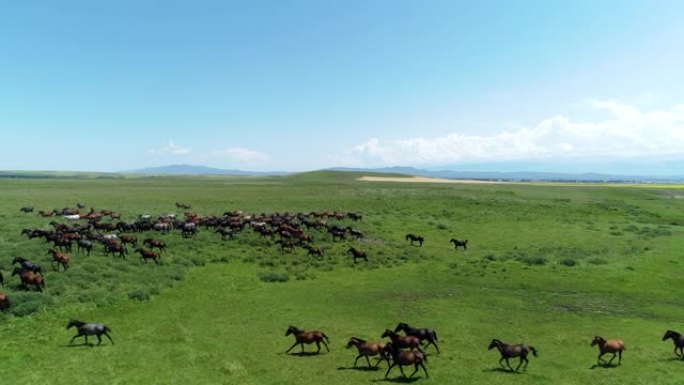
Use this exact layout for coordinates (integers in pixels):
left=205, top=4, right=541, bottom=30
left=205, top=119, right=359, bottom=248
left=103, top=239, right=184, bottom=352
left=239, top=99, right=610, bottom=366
left=381, top=329, right=423, bottom=352
left=330, top=228, right=346, bottom=241
left=53, top=238, right=73, bottom=252
left=67, top=319, right=114, bottom=346
left=104, top=243, right=127, bottom=259
left=303, top=245, right=324, bottom=259
left=395, top=322, right=440, bottom=353
left=663, top=330, right=684, bottom=359
left=175, top=202, right=191, bottom=210
left=181, top=222, right=198, bottom=238
left=346, top=227, right=364, bottom=240
left=39, top=210, right=56, bottom=217
left=346, top=337, right=388, bottom=368
left=12, top=257, right=42, bottom=275
left=405, top=234, right=424, bottom=247
left=153, top=222, right=171, bottom=233
left=20, top=206, right=34, bottom=213
left=215, top=227, right=234, bottom=240
left=135, top=248, right=161, bottom=264
left=63, top=214, right=80, bottom=220
left=591, top=336, right=626, bottom=366
left=347, top=247, right=368, bottom=263
left=119, top=235, right=138, bottom=247
left=0, top=270, right=3, bottom=288
left=383, top=342, right=429, bottom=379
left=488, top=339, right=537, bottom=371
left=347, top=212, right=363, bottom=221
left=12, top=268, right=45, bottom=292
left=0, top=292, right=10, bottom=311
left=77, top=239, right=93, bottom=256
left=285, top=326, right=330, bottom=354
left=275, top=239, right=296, bottom=252
left=450, top=238, right=468, bottom=250
left=143, top=238, right=166, bottom=252
left=47, top=248, right=70, bottom=271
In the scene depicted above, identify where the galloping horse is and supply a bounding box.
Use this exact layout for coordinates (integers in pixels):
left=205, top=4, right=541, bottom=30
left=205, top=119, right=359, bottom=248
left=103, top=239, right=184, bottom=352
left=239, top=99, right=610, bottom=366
left=47, top=248, right=70, bottom=271
left=662, top=330, right=684, bottom=359
left=591, top=336, right=626, bottom=366
left=381, top=329, right=423, bottom=352
left=67, top=319, right=114, bottom=346
left=12, top=257, right=42, bottom=275
left=347, top=248, right=368, bottom=263
left=405, top=234, right=424, bottom=247
left=303, top=245, right=324, bottom=259
left=20, top=206, right=34, bottom=213
left=12, top=268, right=45, bottom=292
left=135, top=248, right=161, bottom=264
left=395, top=322, right=440, bottom=353
left=143, top=238, right=166, bottom=252
left=450, top=238, right=468, bottom=250
left=383, top=342, right=429, bottom=379
left=285, top=326, right=330, bottom=354
left=346, top=337, right=388, bottom=368
left=77, top=239, right=93, bottom=256
left=488, top=339, right=538, bottom=371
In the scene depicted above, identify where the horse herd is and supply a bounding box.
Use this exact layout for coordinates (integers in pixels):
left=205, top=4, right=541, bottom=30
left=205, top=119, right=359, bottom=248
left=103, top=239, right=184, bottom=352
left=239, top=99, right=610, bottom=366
left=283, top=324, right=684, bottom=380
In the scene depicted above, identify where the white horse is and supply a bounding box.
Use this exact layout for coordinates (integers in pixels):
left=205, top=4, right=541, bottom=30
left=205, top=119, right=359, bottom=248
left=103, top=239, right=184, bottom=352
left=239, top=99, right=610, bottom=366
left=63, top=214, right=81, bottom=220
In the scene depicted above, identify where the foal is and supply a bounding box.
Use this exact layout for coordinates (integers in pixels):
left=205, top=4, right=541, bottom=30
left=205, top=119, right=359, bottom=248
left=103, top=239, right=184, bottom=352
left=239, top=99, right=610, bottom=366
left=450, top=238, right=468, bottom=250
left=383, top=342, right=429, bottom=379
left=285, top=326, right=330, bottom=354
left=488, top=339, right=538, bottom=371
left=591, top=336, right=625, bottom=366
left=346, top=337, right=388, bottom=368
left=67, top=319, right=114, bottom=346
left=662, top=330, right=684, bottom=359
left=47, top=248, right=70, bottom=271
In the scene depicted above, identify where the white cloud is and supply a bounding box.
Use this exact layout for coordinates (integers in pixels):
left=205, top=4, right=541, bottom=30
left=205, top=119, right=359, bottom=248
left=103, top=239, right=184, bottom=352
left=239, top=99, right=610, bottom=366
left=149, top=140, right=192, bottom=155
left=345, top=100, right=684, bottom=166
left=208, top=147, right=270, bottom=164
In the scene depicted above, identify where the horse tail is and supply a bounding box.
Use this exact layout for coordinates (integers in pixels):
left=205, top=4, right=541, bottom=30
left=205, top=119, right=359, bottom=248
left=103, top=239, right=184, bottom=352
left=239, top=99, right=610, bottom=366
left=529, top=346, right=538, bottom=357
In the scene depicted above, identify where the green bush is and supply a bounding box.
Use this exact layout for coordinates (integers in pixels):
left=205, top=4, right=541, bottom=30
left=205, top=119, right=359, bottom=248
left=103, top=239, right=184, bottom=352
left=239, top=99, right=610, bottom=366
left=258, top=272, right=290, bottom=283
left=560, top=258, right=577, bottom=267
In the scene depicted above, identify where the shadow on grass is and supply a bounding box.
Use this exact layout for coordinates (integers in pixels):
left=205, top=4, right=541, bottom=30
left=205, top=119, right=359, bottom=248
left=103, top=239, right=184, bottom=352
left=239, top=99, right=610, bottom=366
left=337, top=366, right=381, bottom=372
left=482, top=367, right=521, bottom=374
left=590, top=363, right=621, bottom=369
left=60, top=343, right=96, bottom=348
left=282, top=351, right=324, bottom=357
left=371, top=376, right=423, bottom=383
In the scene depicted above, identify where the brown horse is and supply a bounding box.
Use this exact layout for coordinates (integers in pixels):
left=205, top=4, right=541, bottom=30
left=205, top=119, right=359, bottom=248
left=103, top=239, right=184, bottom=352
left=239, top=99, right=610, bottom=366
left=347, top=247, right=368, bottom=263
left=285, top=326, right=330, bottom=354
left=12, top=268, right=45, bottom=292
left=135, top=248, right=161, bottom=264
left=0, top=292, right=10, bottom=311
left=346, top=337, right=388, bottom=368
left=383, top=342, right=429, bottom=379
left=48, top=248, right=70, bottom=271
left=591, top=336, right=625, bottom=366
left=381, top=329, right=423, bottom=352
left=143, top=238, right=166, bottom=252
left=119, top=235, right=138, bottom=247
left=662, top=330, right=684, bottom=359
left=488, top=339, right=538, bottom=371
left=303, top=245, right=324, bottom=259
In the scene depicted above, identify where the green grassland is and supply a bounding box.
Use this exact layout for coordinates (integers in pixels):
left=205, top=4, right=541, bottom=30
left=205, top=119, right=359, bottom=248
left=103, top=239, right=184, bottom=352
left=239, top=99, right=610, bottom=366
left=1, top=171, right=684, bottom=384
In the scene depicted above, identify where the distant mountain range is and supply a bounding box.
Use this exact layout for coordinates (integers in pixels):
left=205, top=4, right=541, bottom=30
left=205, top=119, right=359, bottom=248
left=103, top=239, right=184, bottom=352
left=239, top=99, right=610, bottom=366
left=327, top=166, right=684, bottom=183
left=88, top=163, right=684, bottom=182
left=123, top=164, right=290, bottom=176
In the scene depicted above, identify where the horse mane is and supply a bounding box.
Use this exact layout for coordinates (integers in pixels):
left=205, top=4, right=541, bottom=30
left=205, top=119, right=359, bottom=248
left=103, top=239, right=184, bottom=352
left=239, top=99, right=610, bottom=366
left=349, top=337, right=366, bottom=343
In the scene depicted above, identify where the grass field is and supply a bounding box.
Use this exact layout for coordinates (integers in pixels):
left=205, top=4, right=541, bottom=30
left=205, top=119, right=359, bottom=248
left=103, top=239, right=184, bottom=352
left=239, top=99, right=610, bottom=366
left=1, top=171, right=684, bottom=384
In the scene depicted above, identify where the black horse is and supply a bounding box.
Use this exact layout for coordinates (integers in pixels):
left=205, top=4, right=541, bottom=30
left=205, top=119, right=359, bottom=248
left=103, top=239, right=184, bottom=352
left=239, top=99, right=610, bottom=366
left=20, top=206, right=34, bottom=213
left=663, top=330, right=684, bottom=359
left=394, top=322, right=440, bottom=353
left=12, top=257, right=42, bottom=275
left=67, top=319, right=114, bottom=346
left=405, top=234, right=424, bottom=247
left=450, top=238, right=468, bottom=250
left=77, top=239, right=93, bottom=256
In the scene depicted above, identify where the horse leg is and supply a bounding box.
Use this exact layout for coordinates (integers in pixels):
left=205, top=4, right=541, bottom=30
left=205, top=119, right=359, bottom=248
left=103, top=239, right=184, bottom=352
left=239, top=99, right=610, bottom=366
left=607, top=352, right=616, bottom=366
left=516, top=356, right=525, bottom=371
left=597, top=352, right=605, bottom=365
left=322, top=339, right=330, bottom=352
left=499, top=356, right=507, bottom=369
left=70, top=333, right=82, bottom=345
left=618, top=351, right=622, bottom=365
left=385, top=363, right=396, bottom=378
left=365, top=355, right=372, bottom=368
left=285, top=341, right=299, bottom=353
left=316, top=341, right=321, bottom=353
left=353, top=354, right=362, bottom=367
left=398, top=365, right=407, bottom=378
left=84, top=335, right=90, bottom=346
left=96, top=334, right=102, bottom=345
left=427, top=339, right=440, bottom=354
left=505, top=357, right=515, bottom=371
left=104, top=332, right=114, bottom=345
left=420, top=362, right=429, bottom=378
left=409, top=363, right=419, bottom=377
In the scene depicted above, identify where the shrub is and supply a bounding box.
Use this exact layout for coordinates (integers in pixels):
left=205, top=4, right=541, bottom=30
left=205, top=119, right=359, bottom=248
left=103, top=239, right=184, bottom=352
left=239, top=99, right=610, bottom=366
left=516, top=256, right=547, bottom=266
left=560, top=258, right=577, bottom=267
left=259, top=272, right=290, bottom=283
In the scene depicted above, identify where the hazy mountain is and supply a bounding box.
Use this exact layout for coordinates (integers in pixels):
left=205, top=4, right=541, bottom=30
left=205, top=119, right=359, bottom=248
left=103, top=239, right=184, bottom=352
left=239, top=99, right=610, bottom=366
left=124, top=164, right=290, bottom=176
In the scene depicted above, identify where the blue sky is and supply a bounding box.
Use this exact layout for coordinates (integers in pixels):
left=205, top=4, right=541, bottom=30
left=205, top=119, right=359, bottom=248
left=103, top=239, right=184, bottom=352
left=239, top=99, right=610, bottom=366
left=2, top=1, right=684, bottom=173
